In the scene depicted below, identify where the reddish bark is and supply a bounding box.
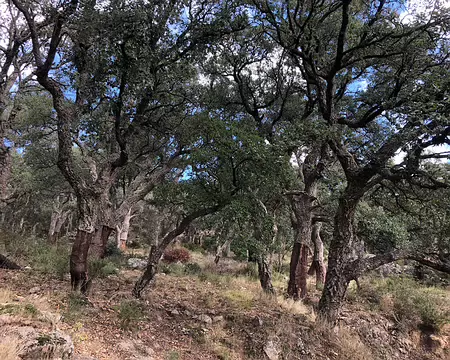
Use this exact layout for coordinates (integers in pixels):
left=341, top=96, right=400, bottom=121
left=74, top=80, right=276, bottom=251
left=70, top=229, right=94, bottom=293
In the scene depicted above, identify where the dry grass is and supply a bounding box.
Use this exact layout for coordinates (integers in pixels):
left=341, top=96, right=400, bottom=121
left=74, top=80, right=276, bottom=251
left=336, top=328, right=374, bottom=360
left=276, top=296, right=315, bottom=320
left=314, top=320, right=374, bottom=360
left=0, top=288, right=14, bottom=303
left=0, top=337, right=20, bottom=360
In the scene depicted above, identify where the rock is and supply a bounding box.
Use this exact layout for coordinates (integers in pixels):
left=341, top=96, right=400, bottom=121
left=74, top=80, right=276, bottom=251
left=73, top=355, right=98, bottom=360
left=212, top=315, right=224, bottom=323
left=127, top=258, right=147, bottom=270
left=29, top=287, right=40, bottom=294
left=264, top=340, right=280, bottom=360
left=168, top=309, right=180, bottom=316
left=198, top=314, right=212, bottom=324
left=16, top=329, right=74, bottom=360
left=253, top=316, right=263, bottom=326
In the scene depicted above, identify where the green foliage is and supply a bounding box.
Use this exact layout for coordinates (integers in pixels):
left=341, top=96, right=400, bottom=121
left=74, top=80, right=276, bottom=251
left=357, top=202, right=409, bottom=253
left=160, top=263, right=185, bottom=277
left=354, top=277, right=450, bottom=333
left=387, top=278, right=450, bottom=333
left=183, top=243, right=206, bottom=254
left=184, top=262, right=202, bottom=275
left=0, top=303, right=38, bottom=318
left=63, top=293, right=90, bottom=322
left=29, top=243, right=69, bottom=280
left=104, top=241, right=123, bottom=258
left=88, top=259, right=118, bottom=279
left=235, top=262, right=259, bottom=280
left=165, top=351, right=180, bottom=360
left=115, top=300, right=144, bottom=330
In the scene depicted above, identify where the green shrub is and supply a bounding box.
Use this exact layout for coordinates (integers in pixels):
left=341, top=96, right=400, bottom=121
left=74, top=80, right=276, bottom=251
left=388, top=278, right=450, bottom=332
left=165, top=351, right=180, bottom=360
left=63, top=293, right=90, bottom=322
left=184, top=262, right=202, bottom=275
left=29, top=244, right=69, bottom=279
left=163, top=247, right=191, bottom=263
left=104, top=241, right=123, bottom=258
left=89, top=259, right=118, bottom=279
left=357, top=277, right=450, bottom=333
left=235, top=262, right=259, bottom=280
left=183, top=243, right=206, bottom=254
left=160, top=262, right=185, bottom=276
left=115, top=300, right=144, bottom=330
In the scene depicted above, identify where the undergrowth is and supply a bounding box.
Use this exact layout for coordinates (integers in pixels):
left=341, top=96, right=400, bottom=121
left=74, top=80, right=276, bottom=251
left=350, top=276, right=450, bottom=333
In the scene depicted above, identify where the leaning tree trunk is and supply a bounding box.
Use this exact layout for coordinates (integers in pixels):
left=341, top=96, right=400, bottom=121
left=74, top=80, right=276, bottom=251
left=318, top=193, right=360, bottom=323
left=133, top=204, right=223, bottom=298
left=215, top=237, right=233, bottom=264
left=0, top=253, right=21, bottom=269
left=54, top=210, right=70, bottom=242
left=308, top=222, right=326, bottom=288
left=257, top=255, right=275, bottom=294
left=48, top=209, right=70, bottom=244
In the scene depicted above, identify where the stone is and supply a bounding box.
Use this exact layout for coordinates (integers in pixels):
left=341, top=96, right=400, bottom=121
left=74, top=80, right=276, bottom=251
left=264, top=340, right=280, bottom=360
left=212, top=315, right=224, bottom=323
left=168, top=309, right=180, bottom=316
left=29, top=287, right=40, bottom=294
left=253, top=316, right=263, bottom=326
left=198, top=314, right=212, bottom=325
left=127, top=258, right=147, bottom=270
left=17, top=329, right=74, bottom=360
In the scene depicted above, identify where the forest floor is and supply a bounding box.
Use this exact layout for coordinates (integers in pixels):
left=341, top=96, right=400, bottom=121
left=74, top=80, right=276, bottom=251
left=1, top=246, right=450, bottom=360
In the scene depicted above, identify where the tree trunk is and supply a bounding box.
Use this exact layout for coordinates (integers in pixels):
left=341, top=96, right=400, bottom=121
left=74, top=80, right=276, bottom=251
left=54, top=210, right=69, bottom=242
left=318, top=192, right=360, bottom=323
left=215, top=238, right=233, bottom=264
left=90, top=225, right=113, bottom=259
left=288, top=192, right=314, bottom=299
left=0, top=253, right=21, bottom=270
left=48, top=209, right=69, bottom=244
left=48, top=212, right=59, bottom=243
left=0, top=145, right=11, bottom=203
left=70, top=229, right=94, bottom=293
left=133, top=204, right=224, bottom=298
left=308, top=222, right=326, bottom=288
left=70, top=197, right=96, bottom=293
left=287, top=242, right=302, bottom=299
left=118, top=208, right=132, bottom=251
left=257, top=255, right=275, bottom=294
left=296, top=243, right=309, bottom=298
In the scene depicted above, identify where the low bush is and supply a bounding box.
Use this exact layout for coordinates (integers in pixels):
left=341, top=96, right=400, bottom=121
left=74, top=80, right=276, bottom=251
left=29, top=244, right=69, bottom=279
left=163, top=247, right=191, bottom=263
left=388, top=278, right=450, bottom=332
left=184, top=262, right=202, bottom=275
left=183, top=243, right=206, bottom=254
left=89, top=259, right=118, bottom=279
left=354, top=276, right=450, bottom=333
left=235, top=262, right=259, bottom=280
left=160, top=262, right=185, bottom=276
left=115, top=300, right=144, bottom=330
left=104, top=241, right=123, bottom=258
